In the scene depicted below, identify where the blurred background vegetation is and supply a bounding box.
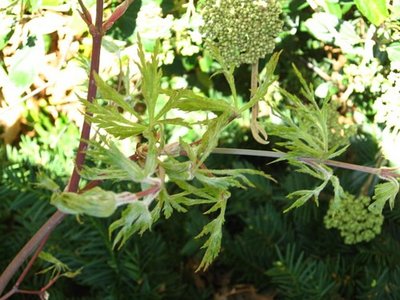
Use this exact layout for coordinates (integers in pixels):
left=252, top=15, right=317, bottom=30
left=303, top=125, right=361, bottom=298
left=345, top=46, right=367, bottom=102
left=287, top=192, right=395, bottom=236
left=1, top=0, right=400, bottom=299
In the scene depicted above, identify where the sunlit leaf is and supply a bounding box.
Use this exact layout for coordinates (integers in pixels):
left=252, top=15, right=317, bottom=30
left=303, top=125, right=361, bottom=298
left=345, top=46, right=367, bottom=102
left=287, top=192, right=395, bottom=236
left=354, top=0, right=389, bottom=26
left=8, top=42, right=44, bottom=94
left=198, top=113, right=230, bottom=165
left=304, top=12, right=338, bottom=43
left=387, top=42, right=400, bottom=63
left=93, top=72, right=141, bottom=119
left=82, top=138, right=146, bottom=182
left=136, top=36, right=162, bottom=121
left=84, top=99, right=147, bottom=138
left=170, top=89, right=233, bottom=114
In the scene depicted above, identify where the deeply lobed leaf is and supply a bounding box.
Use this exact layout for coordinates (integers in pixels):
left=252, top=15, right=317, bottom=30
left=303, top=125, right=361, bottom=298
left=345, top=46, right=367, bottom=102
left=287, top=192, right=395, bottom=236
left=369, top=177, right=400, bottom=214
left=109, top=201, right=153, bottom=249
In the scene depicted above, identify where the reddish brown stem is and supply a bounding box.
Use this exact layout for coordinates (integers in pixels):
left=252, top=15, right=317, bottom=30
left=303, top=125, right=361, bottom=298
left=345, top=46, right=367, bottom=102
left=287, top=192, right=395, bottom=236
left=135, top=185, right=161, bottom=199
left=0, top=0, right=104, bottom=296
left=1, top=272, right=60, bottom=300
left=39, top=273, right=61, bottom=293
left=68, top=0, right=104, bottom=191
left=14, top=233, right=50, bottom=289
left=11, top=289, right=39, bottom=295
left=0, top=211, right=66, bottom=298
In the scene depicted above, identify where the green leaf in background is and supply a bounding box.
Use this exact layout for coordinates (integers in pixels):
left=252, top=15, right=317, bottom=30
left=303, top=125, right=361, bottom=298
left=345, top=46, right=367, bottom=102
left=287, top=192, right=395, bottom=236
left=0, top=16, right=13, bottom=51
left=199, top=55, right=213, bottom=73
left=304, top=12, right=338, bottom=43
left=8, top=41, right=44, bottom=94
left=324, top=0, right=342, bottom=18
left=387, top=42, right=400, bottom=63
left=341, top=2, right=354, bottom=15
left=24, top=0, right=67, bottom=11
left=143, top=0, right=162, bottom=4
left=182, top=57, right=196, bottom=71
left=42, top=0, right=65, bottom=6
left=354, top=0, right=389, bottom=26
left=0, top=31, right=12, bottom=51
left=25, top=0, right=41, bottom=12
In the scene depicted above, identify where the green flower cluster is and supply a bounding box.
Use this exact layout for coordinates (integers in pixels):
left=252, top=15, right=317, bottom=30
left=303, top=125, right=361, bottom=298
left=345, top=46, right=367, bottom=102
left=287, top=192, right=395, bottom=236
left=200, top=0, right=283, bottom=66
left=324, top=193, right=384, bottom=244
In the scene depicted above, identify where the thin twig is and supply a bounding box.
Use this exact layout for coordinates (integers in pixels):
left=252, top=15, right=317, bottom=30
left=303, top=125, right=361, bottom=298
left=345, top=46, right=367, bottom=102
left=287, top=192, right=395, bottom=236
left=304, top=59, right=331, bottom=82
left=39, top=273, right=61, bottom=293
left=0, top=211, right=66, bottom=297
left=212, top=147, right=398, bottom=178
left=13, top=233, right=50, bottom=290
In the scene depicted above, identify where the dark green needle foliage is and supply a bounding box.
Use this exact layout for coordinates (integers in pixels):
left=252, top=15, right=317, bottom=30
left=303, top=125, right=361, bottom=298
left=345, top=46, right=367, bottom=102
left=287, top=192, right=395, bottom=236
left=266, top=245, right=337, bottom=299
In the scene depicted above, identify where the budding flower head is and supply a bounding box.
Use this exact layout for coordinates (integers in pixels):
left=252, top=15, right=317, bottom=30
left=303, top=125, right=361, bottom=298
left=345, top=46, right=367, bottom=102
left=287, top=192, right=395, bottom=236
left=324, top=193, right=384, bottom=244
left=200, top=0, right=283, bottom=66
